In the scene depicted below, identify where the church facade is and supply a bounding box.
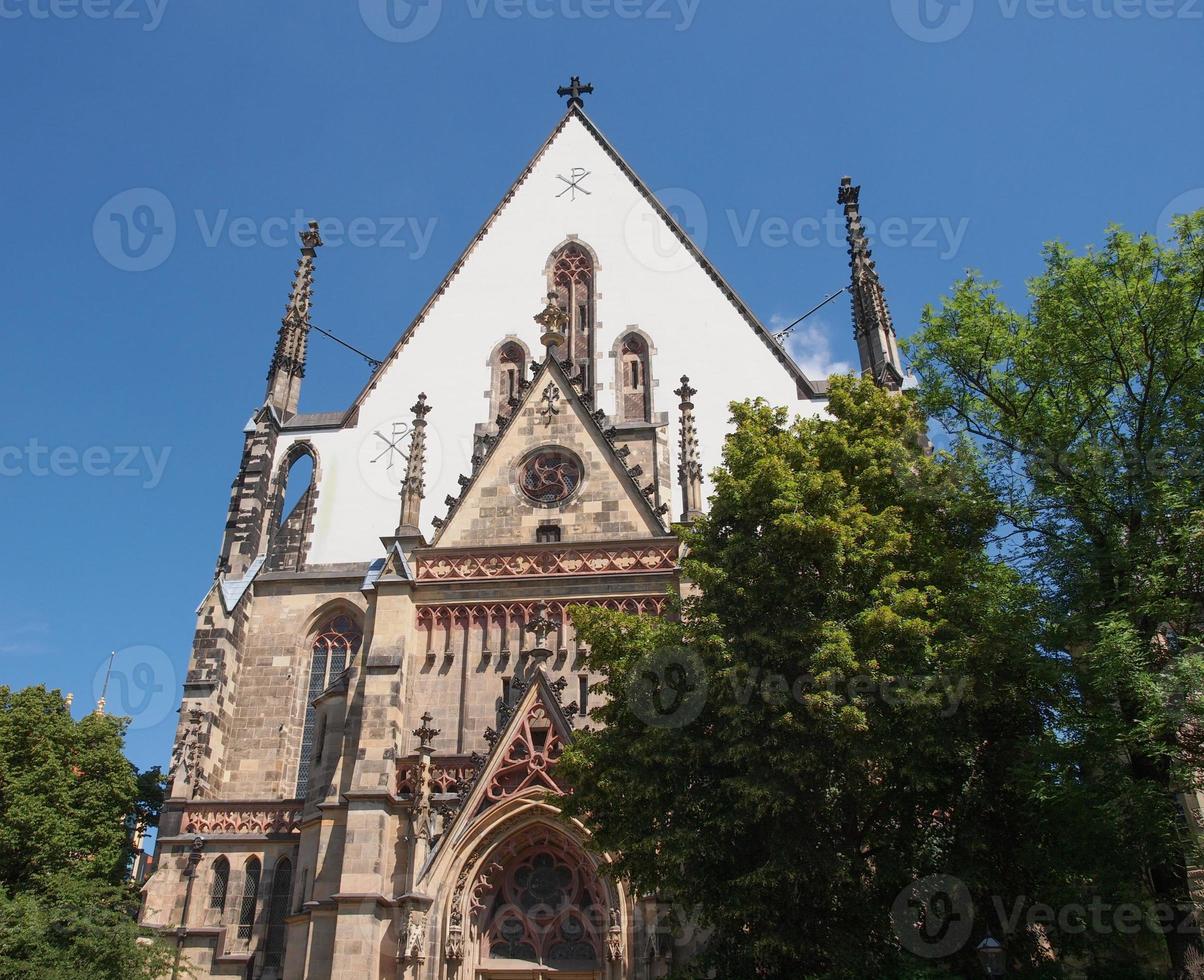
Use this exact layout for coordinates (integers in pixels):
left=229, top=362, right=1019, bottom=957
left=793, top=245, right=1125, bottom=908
left=139, top=90, right=905, bottom=980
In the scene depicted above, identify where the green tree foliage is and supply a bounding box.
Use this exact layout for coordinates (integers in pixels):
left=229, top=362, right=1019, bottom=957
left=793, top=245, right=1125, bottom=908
left=0, top=685, right=175, bottom=980
left=559, top=378, right=1067, bottom=977
left=907, top=211, right=1204, bottom=978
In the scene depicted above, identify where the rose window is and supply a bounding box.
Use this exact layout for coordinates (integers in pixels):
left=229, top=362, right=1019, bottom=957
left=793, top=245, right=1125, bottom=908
left=518, top=449, right=582, bottom=505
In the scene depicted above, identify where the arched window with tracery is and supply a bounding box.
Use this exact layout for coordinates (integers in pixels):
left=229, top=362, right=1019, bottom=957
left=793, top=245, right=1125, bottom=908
left=237, top=857, right=260, bottom=941
left=617, top=333, right=652, bottom=422
left=295, top=612, right=362, bottom=797
left=548, top=243, right=596, bottom=388
left=477, top=830, right=608, bottom=968
left=208, top=856, right=229, bottom=916
left=263, top=857, right=293, bottom=969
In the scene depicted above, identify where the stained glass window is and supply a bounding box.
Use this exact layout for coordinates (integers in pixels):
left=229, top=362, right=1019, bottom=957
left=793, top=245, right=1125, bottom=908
left=295, top=614, right=362, bottom=797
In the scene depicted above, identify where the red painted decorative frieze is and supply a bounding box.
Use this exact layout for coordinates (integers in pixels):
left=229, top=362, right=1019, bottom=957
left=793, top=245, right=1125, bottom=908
left=413, top=596, right=670, bottom=662
left=415, top=595, right=668, bottom=631
left=415, top=542, right=678, bottom=581
left=397, top=757, right=478, bottom=796
left=179, top=802, right=302, bottom=836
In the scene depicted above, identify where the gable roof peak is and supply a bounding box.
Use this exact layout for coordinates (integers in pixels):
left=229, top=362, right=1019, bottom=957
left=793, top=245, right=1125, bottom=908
left=429, top=350, right=670, bottom=544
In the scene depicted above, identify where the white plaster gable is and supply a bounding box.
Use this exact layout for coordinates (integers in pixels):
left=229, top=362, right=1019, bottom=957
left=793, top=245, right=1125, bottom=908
left=277, top=108, right=827, bottom=565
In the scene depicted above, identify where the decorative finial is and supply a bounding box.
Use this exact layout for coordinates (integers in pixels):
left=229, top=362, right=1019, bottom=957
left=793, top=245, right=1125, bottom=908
left=534, top=292, right=568, bottom=353
left=675, top=376, right=704, bottom=522
left=299, top=219, right=322, bottom=249
left=396, top=393, right=430, bottom=536
left=412, top=711, right=440, bottom=749
left=557, top=76, right=594, bottom=109
left=524, top=601, right=560, bottom=658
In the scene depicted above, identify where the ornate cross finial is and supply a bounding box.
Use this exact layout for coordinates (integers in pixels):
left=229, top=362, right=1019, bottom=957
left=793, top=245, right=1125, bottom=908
left=524, top=601, right=560, bottom=652
left=413, top=711, right=440, bottom=749
left=396, top=393, right=430, bottom=536
left=534, top=292, right=568, bottom=352
left=675, top=375, right=704, bottom=522
left=557, top=76, right=594, bottom=109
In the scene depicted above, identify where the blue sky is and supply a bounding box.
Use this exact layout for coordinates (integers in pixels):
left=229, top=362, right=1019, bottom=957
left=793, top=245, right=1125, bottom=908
left=0, top=0, right=1198, bottom=771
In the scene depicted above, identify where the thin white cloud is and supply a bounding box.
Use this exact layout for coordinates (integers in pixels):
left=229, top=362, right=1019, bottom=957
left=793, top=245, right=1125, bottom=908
left=0, top=621, right=50, bottom=656
left=769, top=313, right=853, bottom=381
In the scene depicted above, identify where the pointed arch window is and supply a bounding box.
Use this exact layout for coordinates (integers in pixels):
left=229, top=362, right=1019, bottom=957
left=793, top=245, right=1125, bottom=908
left=208, top=856, right=230, bottom=913
left=268, top=444, right=318, bottom=572
left=263, top=857, right=293, bottom=968
left=489, top=340, right=528, bottom=421
left=237, top=857, right=261, bottom=941
left=549, top=243, right=596, bottom=387
left=295, top=613, right=362, bottom=797
left=617, top=334, right=652, bottom=422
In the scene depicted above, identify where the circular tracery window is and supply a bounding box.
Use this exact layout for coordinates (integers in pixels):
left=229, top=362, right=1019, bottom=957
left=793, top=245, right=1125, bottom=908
left=484, top=848, right=602, bottom=964
left=518, top=449, right=582, bottom=505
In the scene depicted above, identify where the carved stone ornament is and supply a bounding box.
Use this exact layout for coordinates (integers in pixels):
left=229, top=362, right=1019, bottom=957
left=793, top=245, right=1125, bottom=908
left=402, top=909, right=428, bottom=963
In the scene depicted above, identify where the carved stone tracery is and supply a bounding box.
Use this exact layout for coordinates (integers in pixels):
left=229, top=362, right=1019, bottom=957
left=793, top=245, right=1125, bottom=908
left=416, top=543, right=677, bottom=581
left=179, top=802, right=302, bottom=836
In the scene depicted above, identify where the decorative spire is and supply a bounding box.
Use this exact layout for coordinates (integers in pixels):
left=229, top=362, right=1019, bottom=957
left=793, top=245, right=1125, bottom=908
left=675, top=376, right=704, bottom=522
left=534, top=292, right=568, bottom=353
left=557, top=76, right=594, bottom=109
left=396, top=393, right=431, bottom=537
left=266, top=220, right=324, bottom=417
left=839, top=178, right=904, bottom=391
